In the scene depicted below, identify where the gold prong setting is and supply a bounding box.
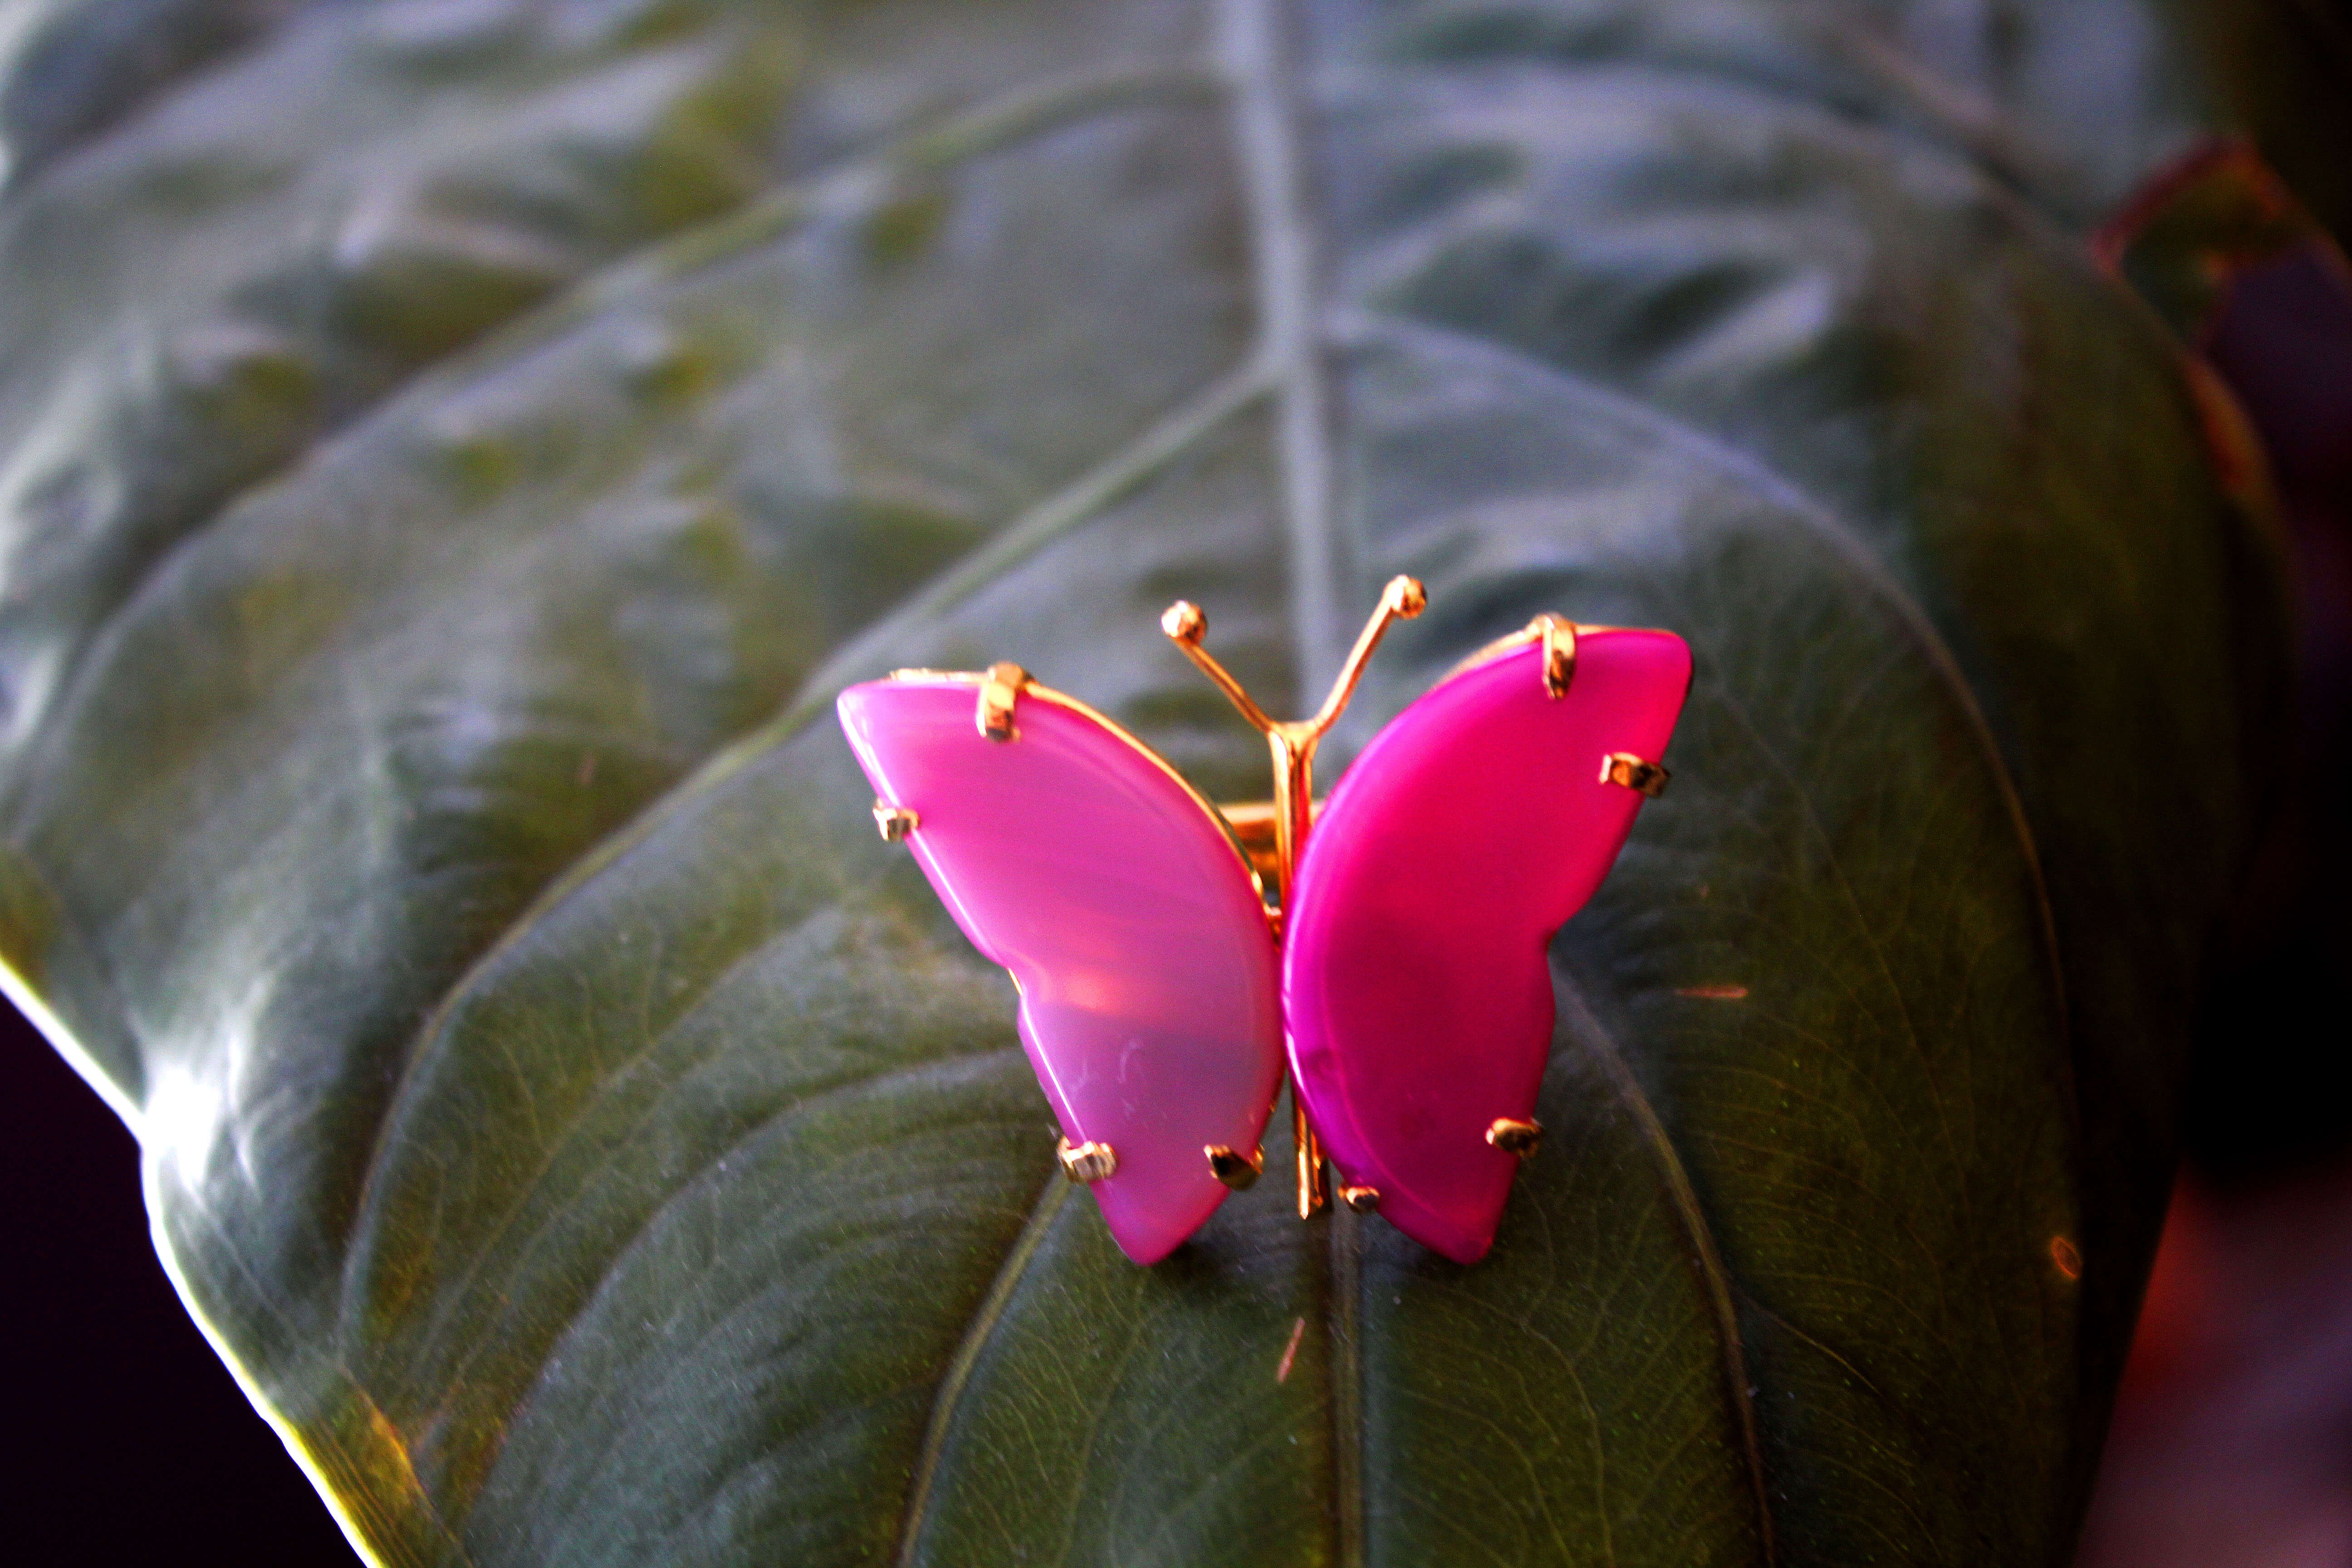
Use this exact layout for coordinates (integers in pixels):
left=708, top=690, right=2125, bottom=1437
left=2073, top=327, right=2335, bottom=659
left=1600, top=752, right=1671, bottom=798
left=1486, top=1118, right=1543, bottom=1159
left=1534, top=615, right=1577, bottom=699
left=1058, top=1137, right=1117, bottom=1184
left=1339, top=1184, right=1381, bottom=1213
left=979, top=662, right=1029, bottom=742
left=1205, top=1144, right=1264, bottom=1190
left=872, top=801, right=919, bottom=842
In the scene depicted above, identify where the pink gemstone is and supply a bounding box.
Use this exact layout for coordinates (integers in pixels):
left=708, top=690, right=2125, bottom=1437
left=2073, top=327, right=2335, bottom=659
left=836, top=676, right=1284, bottom=1264
left=1284, top=628, right=1691, bottom=1263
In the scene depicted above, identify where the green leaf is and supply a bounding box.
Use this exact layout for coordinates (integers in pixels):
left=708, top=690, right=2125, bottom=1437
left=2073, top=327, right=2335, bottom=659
left=0, top=2, right=2295, bottom=1564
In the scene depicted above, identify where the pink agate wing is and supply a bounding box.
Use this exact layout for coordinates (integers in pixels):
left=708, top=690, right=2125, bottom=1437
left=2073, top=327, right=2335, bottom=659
left=835, top=676, right=1283, bottom=1265
left=1284, top=628, right=1691, bottom=1264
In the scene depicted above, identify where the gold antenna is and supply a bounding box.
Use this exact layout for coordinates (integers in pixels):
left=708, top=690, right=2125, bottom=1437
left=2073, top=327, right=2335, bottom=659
left=1161, top=575, right=1427, bottom=1217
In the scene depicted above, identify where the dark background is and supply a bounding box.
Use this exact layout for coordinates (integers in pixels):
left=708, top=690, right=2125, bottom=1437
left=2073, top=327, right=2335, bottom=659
left=3, top=999, right=359, bottom=1565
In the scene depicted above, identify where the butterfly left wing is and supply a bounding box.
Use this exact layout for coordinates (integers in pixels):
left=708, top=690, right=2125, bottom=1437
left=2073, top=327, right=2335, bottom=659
left=836, top=671, right=1284, bottom=1265
left=1284, top=623, right=1691, bottom=1264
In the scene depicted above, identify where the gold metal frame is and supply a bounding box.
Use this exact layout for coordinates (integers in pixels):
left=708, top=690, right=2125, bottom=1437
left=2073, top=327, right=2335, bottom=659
left=1163, top=575, right=1428, bottom=1215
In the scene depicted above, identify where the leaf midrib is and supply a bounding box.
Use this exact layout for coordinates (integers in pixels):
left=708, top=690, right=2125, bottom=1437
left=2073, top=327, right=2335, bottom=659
left=1210, top=0, right=1375, bottom=1560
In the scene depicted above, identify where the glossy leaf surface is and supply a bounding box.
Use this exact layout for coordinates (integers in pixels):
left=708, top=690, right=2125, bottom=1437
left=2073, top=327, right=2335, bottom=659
left=0, top=2, right=2301, bottom=1564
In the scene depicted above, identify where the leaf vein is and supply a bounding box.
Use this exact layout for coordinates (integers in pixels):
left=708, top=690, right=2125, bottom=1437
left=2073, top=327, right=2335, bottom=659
left=892, top=1174, right=1074, bottom=1566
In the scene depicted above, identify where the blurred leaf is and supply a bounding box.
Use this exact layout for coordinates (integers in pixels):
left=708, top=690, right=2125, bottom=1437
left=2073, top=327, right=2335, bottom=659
left=0, top=2, right=2298, bottom=1564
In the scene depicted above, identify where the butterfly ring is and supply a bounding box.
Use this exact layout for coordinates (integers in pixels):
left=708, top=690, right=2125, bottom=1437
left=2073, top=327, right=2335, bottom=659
left=836, top=579, right=1690, bottom=1264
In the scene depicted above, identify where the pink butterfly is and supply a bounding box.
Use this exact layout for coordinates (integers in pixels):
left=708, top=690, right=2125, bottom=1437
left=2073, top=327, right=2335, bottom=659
left=835, top=578, right=1689, bottom=1265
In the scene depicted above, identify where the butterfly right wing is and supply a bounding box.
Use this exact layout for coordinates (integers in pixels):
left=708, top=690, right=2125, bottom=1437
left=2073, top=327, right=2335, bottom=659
left=1284, top=625, right=1691, bottom=1263
left=836, top=671, right=1283, bottom=1265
